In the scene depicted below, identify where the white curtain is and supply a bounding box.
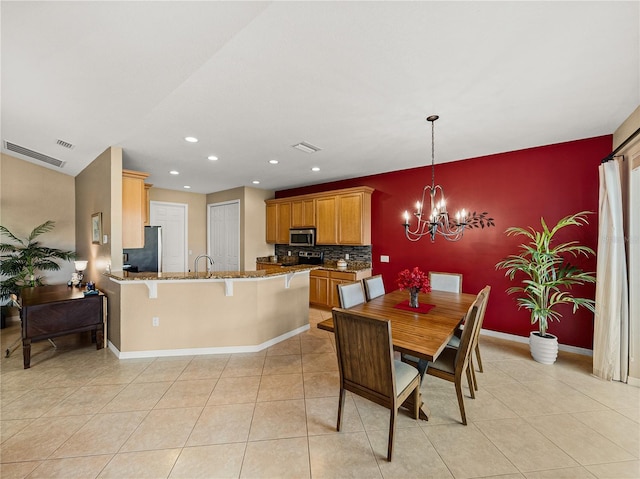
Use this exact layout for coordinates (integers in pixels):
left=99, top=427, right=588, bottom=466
left=593, top=159, right=629, bottom=382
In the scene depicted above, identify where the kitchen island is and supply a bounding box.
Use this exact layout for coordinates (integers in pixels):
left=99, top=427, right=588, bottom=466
left=102, top=265, right=316, bottom=359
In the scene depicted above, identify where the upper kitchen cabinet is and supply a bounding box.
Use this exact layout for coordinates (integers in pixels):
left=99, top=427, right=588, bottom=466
left=144, top=183, right=153, bottom=226
left=265, top=186, right=373, bottom=246
left=337, top=188, right=372, bottom=245
left=315, top=196, right=337, bottom=244
left=122, top=169, right=150, bottom=248
left=266, top=201, right=291, bottom=244
left=316, top=187, right=373, bottom=245
left=291, top=198, right=315, bottom=228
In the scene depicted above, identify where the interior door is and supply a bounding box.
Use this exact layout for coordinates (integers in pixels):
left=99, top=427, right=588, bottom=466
left=208, top=201, right=240, bottom=271
left=150, top=201, right=188, bottom=273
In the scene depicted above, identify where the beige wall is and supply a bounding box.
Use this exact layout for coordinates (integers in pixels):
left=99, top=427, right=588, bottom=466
left=148, top=187, right=207, bottom=267
left=206, top=186, right=274, bottom=270
left=0, top=153, right=76, bottom=286
left=75, top=147, right=122, bottom=289
left=75, top=147, right=123, bottom=347
left=245, top=187, right=275, bottom=268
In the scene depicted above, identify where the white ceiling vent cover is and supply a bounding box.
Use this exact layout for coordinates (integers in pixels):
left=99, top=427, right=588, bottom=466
left=3, top=141, right=65, bottom=168
left=291, top=142, right=321, bottom=154
left=56, top=139, right=75, bottom=149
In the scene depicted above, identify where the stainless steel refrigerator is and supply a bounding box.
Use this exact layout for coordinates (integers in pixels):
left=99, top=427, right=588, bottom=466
left=123, top=226, right=162, bottom=272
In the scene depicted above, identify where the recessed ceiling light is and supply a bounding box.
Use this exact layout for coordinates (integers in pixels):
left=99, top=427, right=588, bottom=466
left=169, top=170, right=179, bottom=175
left=208, top=155, right=218, bottom=161
left=269, top=159, right=279, bottom=164
left=311, top=167, right=320, bottom=172
left=184, top=136, right=198, bottom=143
left=183, top=185, right=191, bottom=189
left=292, top=142, right=321, bottom=154
left=252, top=180, right=260, bottom=185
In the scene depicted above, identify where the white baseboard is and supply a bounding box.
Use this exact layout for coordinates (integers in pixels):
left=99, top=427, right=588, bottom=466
left=109, top=323, right=310, bottom=359
left=627, top=376, right=640, bottom=387
left=479, top=328, right=593, bottom=357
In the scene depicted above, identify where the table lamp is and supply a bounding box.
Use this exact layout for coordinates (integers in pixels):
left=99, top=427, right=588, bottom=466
left=73, top=260, right=88, bottom=286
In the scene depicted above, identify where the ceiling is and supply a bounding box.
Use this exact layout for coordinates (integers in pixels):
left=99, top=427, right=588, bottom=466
left=2, top=1, right=638, bottom=194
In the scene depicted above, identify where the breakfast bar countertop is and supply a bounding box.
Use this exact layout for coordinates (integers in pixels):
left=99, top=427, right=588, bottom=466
left=106, top=264, right=319, bottom=281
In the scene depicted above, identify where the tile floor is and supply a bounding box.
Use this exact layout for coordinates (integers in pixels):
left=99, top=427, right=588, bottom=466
left=1, top=307, right=639, bottom=479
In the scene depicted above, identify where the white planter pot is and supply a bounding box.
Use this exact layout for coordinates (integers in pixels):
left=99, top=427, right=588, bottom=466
left=529, top=331, right=558, bottom=365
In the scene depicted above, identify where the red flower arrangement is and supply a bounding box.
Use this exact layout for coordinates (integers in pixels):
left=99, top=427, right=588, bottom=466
left=397, top=267, right=431, bottom=293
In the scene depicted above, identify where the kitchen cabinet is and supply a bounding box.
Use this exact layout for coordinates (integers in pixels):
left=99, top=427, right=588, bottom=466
left=265, top=186, right=373, bottom=246
left=337, top=190, right=371, bottom=245
left=291, top=199, right=315, bottom=227
left=122, top=169, right=150, bottom=248
left=315, top=189, right=372, bottom=245
left=309, top=270, right=329, bottom=306
left=315, top=196, right=337, bottom=244
left=310, top=268, right=372, bottom=308
left=266, top=202, right=291, bottom=244
left=144, top=183, right=152, bottom=226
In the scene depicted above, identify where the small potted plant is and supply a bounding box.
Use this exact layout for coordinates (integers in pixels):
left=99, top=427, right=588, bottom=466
left=0, top=221, right=75, bottom=326
left=397, top=267, right=431, bottom=308
left=495, top=211, right=596, bottom=364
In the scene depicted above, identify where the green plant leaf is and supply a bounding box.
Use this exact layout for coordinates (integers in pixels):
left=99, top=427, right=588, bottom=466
left=495, top=211, right=596, bottom=336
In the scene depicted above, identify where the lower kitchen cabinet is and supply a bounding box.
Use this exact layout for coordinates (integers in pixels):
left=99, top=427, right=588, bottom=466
left=309, top=269, right=372, bottom=308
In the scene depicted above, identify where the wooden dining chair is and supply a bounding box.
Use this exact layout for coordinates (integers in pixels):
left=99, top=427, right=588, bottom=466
left=332, top=308, right=421, bottom=461
left=363, top=274, right=385, bottom=301
left=402, top=289, right=485, bottom=425
left=448, top=285, right=491, bottom=390
left=337, top=281, right=366, bottom=309
left=429, top=272, right=463, bottom=293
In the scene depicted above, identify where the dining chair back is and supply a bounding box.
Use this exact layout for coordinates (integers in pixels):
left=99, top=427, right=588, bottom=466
left=429, top=272, right=463, bottom=293
left=402, top=288, right=485, bottom=425
left=333, top=308, right=421, bottom=461
left=446, top=285, right=491, bottom=391
left=363, top=274, right=385, bottom=301
left=337, top=281, right=366, bottom=309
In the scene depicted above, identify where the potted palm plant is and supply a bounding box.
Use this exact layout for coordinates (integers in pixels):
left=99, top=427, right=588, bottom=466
left=495, top=211, right=596, bottom=364
left=0, top=221, right=75, bottom=326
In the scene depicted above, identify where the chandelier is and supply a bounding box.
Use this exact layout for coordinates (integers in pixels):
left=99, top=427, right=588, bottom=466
left=403, top=115, right=494, bottom=242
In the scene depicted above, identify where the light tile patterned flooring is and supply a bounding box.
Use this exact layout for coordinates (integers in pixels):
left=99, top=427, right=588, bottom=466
left=1, top=307, right=639, bottom=479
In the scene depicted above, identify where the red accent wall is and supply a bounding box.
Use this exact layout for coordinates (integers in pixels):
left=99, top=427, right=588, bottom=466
left=279, top=135, right=611, bottom=349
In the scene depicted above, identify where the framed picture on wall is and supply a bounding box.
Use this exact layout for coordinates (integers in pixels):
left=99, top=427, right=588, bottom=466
left=91, top=212, right=102, bottom=245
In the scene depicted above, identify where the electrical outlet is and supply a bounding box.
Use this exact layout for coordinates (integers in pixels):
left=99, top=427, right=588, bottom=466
left=288, top=251, right=292, bottom=256
left=380, top=255, right=390, bottom=263
left=345, top=253, right=349, bottom=260
left=152, top=317, right=159, bottom=327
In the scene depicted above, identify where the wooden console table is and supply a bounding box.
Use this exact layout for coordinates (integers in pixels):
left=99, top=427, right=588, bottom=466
left=19, top=285, right=105, bottom=369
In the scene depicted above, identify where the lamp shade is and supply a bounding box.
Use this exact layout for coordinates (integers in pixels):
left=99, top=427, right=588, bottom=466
left=74, top=260, right=88, bottom=271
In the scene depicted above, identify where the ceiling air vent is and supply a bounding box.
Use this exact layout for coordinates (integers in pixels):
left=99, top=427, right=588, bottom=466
left=291, top=141, right=321, bottom=154
left=3, top=140, right=66, bottom=168
left=56, top=139, right=75, bottom=149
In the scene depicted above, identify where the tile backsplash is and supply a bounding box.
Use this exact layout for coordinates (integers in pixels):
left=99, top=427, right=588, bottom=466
left=274, top=245, right=372, bottom=263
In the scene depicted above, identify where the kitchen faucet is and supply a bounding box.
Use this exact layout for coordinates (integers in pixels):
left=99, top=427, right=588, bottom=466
left=194, top=255, right=214, bottom=276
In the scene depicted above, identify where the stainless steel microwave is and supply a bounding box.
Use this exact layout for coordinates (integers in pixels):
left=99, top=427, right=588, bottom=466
left=289, top=228, right=316, bottom=247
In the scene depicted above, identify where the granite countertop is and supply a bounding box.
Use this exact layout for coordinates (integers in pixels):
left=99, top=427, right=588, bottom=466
left=319, top=260, right=372, bottom=273
left=256, top=257, right=372, bottom=273
left=106, top=264, right=319, bottom=281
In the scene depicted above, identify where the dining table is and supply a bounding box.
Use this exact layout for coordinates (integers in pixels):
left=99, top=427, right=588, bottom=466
left=317, top=288, right=477, bottom=420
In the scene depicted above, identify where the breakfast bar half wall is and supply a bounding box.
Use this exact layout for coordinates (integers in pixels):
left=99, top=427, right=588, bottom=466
left=102, top=266, right=314, bottom=358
